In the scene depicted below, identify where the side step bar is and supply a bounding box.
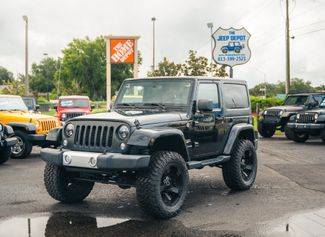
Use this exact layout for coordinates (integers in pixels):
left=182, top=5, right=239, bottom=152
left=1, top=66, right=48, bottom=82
left=186, top=155, right=230, bottom=169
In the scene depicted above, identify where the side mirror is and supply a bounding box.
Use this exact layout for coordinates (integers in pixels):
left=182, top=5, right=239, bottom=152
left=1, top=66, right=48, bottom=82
left=198, top=99, right=213, bottom=112
left=35, top=104, right=40, bottom=110
left=53, top=105, right=57, bottom=110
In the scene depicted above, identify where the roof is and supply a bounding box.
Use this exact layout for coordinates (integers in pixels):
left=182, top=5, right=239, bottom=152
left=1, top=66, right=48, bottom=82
left=124, top=76, right=246, bottom=83
left=0, top=94, right=22, bottom=98
left=59, top=95, right=90, bottom=99
left=287, top=92, right=325, bottom=96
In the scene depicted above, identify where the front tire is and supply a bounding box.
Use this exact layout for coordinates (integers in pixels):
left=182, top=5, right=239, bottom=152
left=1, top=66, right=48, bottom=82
left=292, top=132, right=309, bottom=143
left=222, top=140, right=257, bottom=191
left=136, top=151, right=189, bottom=219
left=11, top=130, right=33, bottom=159
left=0, top=147, right=10, bottom=164
left=44, top=163, right=94, bottom=203
left=284, top=126, right=294, bottom=140
left=258, top=121, right=276, bottom=138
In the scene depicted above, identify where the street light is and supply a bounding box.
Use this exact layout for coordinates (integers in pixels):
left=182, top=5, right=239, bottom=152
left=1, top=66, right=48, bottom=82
left=151, top=17, right=156, bottom=71
left=22, top=15, right=29, bottom=95
left=207, top=22, right=214, bottom=76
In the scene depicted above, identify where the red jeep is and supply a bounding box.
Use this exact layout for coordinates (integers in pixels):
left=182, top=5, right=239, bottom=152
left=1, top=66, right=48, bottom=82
left=56, top=96, right=91, bottom=122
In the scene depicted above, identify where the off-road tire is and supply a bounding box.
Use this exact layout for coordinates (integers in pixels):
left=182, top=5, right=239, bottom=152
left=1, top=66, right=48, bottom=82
left=284, top=126, right=294, bottom=140
left=11, top=130, right=33, bottom=159
left=136, top=151, right=189, bottom=219
left=321, top=130, right=325, bottom=143
left=292, top=132, right=309, bottom=143
left=222, top=139, right=257, bottom=191
left=0, top=147, right=10, bottom=164
left=44, top=163, right=94, bottom=203
left=258, top=121, right=276, bottom=138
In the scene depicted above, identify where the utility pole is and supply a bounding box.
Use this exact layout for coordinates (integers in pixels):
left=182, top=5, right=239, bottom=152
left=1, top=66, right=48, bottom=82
left=285, top=0, right=291, bottom=94
left=151, top=17, right=156, bottom=71
left=23, top=15, right=29, bottom=95
left=207, top=22, right=214, bottom=76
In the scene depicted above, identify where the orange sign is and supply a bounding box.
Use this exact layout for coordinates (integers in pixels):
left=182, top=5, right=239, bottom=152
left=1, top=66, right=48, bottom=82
left=110, top=39, right=135, bottom=64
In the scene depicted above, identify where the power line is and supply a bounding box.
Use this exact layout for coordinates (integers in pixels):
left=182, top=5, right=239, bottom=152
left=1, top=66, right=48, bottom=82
left=291, top=19, right=325, bottom=31
left=294, top=27, right=325, bottom=37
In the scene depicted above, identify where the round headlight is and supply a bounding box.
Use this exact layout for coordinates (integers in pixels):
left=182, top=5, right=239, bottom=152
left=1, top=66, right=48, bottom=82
left=61, top=113, right=67, bottom=120
left=279, top=110, right=284, bottom=116
left=314, top=113, right=319, bottom=120
left=0, top=124, right=3, bottom=132
left=117, top=125, right=130, bottom=140
left=296, top=114, right=300, bottom=119
left=263, top=110, right=268, bottom=115
left=65, top=123, right=74, bottom=137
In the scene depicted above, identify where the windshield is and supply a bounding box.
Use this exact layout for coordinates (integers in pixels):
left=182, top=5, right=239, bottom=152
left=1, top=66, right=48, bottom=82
left=23, top=98, right=35, bottom=110
left=59, top=99, right=89, bottom=108
left=284, top=96, right=308, bottom=106
left=115, top=79, right=193, bottom=109
left=0, top=97, right=28, bottom=111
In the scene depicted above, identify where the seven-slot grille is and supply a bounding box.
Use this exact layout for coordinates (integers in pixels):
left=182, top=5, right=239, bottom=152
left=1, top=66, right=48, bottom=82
left=39, top=120, right=57, bottom=132
left=265, top=110, right=281, bottom=117
left=297, top=113, right=315, bottom=123
left=65, top=112, right=85, bottom=120
left=73, top=124, right=114, bottom=148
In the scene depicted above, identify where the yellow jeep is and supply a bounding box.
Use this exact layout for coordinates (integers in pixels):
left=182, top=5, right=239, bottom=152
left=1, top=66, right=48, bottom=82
left=0, top=95, right=60, bottom=159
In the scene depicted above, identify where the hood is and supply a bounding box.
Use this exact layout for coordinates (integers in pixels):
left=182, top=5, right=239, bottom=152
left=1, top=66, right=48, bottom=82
left=300, top=108, right=325, bottom=114
left=0, top=111, right=57, bottom=121
left=58, top=108, right=90, bottom=113
left=267, top=105, right=304, bottom=112
left=71, top=110, right=187, bottom=126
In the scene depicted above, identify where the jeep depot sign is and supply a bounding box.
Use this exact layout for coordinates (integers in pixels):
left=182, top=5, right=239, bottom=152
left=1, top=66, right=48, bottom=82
left=212, top=27, right=251, bottom=68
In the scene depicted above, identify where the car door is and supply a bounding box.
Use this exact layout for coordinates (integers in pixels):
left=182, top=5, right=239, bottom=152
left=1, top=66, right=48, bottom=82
left=191, top=82, right=224, bottom=159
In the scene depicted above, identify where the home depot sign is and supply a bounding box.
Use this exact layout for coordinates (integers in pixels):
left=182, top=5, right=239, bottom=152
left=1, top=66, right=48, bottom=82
left=106, top=36, right=140, bottom=109
left=110, top=39, right=135, bottom=63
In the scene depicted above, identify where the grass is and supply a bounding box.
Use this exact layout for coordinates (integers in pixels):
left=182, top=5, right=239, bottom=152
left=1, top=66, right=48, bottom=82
left=42, top=108, right=108, bottom=116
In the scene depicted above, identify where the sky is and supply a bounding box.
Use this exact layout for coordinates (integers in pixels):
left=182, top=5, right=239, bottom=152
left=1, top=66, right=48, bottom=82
left=0, top=0, right=325, bottom=89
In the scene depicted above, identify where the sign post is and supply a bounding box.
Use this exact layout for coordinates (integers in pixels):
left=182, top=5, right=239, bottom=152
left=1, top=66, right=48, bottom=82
left=106, top=35, right=140, bottom=109
left=212, top=27, right=251, bottom=78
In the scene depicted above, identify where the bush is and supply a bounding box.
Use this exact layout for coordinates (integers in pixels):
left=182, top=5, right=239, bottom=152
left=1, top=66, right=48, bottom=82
left=250, top=96, right=284, bottom=113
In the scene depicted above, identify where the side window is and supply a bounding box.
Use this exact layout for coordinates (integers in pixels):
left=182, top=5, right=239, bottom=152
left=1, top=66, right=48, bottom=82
left=223, top=83, right=249, bottom=109
left=197, top=83, right=220, bottom=108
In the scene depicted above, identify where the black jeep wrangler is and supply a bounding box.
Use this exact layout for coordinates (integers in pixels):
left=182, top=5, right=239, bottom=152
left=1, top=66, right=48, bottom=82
left=258, top=93, right=325, bottom=138
left=41, top=77, right=258, bottom=219
left=285, top=97, right=325, bottom=143
left=0, top=123, right=17, bottom=165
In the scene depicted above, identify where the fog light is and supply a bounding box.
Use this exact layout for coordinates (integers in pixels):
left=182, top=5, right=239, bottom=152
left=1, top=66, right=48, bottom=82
left=120, top=143, right=127, bottom=151
left=63, top=154, right=72, bottom=164
left=89, top=157, right=97, bottom=167
left=63, top=139, right=68, bottom=146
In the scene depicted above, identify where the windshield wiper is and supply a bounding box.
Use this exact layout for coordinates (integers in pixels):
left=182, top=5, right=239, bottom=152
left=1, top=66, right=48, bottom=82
left=142, top=103, right=167, bottom=111
left=116, top=103, right=140, bottom=109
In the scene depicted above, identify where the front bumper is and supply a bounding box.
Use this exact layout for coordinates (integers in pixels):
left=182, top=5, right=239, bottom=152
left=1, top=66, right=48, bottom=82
left=28, top=134, right=46, bottom=142
left=40, top=148, right=150, bottom=170
left=259, top=117, right=281, bottom=126
left=287, top=123, right=325, bottom=131
left=0, top=137, right=17, bottom=148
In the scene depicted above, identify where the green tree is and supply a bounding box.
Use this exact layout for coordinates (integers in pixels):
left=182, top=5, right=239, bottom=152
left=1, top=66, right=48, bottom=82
left=249, top=82, right=278, bottom=97
left=147, top=57, right=182, bottom=77
left=30, top=57, right=58, bottom=94
left=2, top=74, right=25, bottom=96
left=0, top=66, right=14, bottom=85
left=182, top=50, right=209, bottom=76
left=276, top=78, right=316, bottom=94
left=59, top=36, right=141, bottom=100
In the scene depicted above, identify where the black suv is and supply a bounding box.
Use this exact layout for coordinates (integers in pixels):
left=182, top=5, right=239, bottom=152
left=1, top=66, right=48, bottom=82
left=0, top=123, right=17, bottom=164
left=41, top=77, right=258, bottom=219
left=258, top=93, right=325, bottom=138
left=285, top=97, right=325, bottom=143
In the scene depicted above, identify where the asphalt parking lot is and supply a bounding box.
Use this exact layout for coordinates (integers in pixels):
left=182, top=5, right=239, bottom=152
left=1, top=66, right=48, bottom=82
left=0, top=136, right=325, bottom=236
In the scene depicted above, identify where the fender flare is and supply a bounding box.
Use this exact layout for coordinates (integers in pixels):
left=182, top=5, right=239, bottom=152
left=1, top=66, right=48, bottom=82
left=46, top=127, right=62, bottom=143
left=223, top=123, right=256, bottom=155
left=127, top=128, right=189, bottom=160
left=7, top=122, right=37, bottom=133
left=4, top=125, right=15, bottom=136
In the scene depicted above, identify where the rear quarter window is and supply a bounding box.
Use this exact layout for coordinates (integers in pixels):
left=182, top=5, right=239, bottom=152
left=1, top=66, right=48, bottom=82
left=223, top=83, right=249, bottom=109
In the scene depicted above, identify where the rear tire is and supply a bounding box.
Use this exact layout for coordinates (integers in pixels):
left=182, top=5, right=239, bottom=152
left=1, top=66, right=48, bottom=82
left=222, top=140, right=257, bottom=191
left=292, top=132, right=309, bottom=143
left=136, top=151, right=189, bottom=219
left=258, top=121, right=275, bottom=138
left=284, top=126, right=294, bottom=140
left=11, top=130, right=33, bottom=159
left=44, top=163, right=94, bottom=203
left=0, top=147, right=10, bottom=164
